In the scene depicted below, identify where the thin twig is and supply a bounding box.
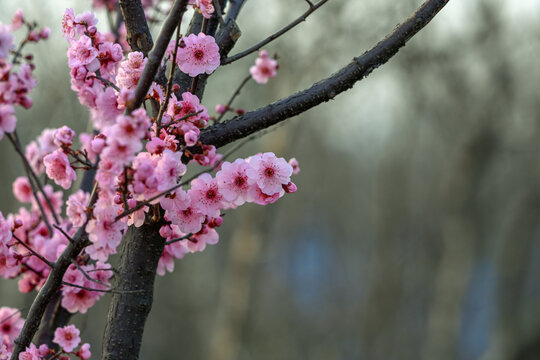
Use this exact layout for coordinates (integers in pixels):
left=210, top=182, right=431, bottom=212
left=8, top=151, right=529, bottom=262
left=215, top=74, right=251, bottom=122
left=200, top=0, right=451, bottom=148
left=159, top=110, right=204, bottom=130
left=53, top=224, right=75, bottom=244
left=128, top=0, right=190, bottom=112
left=0, top=309, right=22, bottom=325
left=7, top=132, right=61, bottom=225
left=165, top=233, right=193, bottom=245
left=90, top=74, right=121, bottom=91
left=221, top=0, right=329, bottom=65
left=70, top=260, right=112, bottom=288
left=61, top=281, right=144, bottom=294
left=156, top=21, right=182, bottom=130
left=13, top=234, right=54, bottom=268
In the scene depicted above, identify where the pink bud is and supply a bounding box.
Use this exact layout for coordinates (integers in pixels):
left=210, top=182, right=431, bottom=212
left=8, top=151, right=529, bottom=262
left=210, top=217, right=223, bottom=227
left=236, top=108, right=245, bottom=115
left=39, top=27, right=50, bottom=39
left=127, top=199, right=137, bottom=208
left=87, top=26, right=98, bottom=37
left=91, top=137, right=105, bottom=153
left=283, top=181, right=297, bottom=194
left=159, top=225, right=172, bottom=238
left=13, top=218, right=23, bottom=229
left=28, top=30, right=39, bottom=42
left=172, top=83, right=180, bottom=92
left=113, top=195, right=123, bottom=204
left=215, top=104, right=226, bottom=114
left=184, top=130, right=198, bottom=147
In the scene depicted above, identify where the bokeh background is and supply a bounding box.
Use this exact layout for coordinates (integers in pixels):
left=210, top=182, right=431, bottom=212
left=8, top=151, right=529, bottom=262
left=1, top=0, right=540, bottom=359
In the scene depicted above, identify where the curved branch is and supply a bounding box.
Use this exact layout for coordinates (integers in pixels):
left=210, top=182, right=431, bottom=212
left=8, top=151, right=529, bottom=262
left=221, top=0, right=329, bottom=65
left=128, top=0, right=190, bottom=112
left=200, top=0, right=450, bottom=148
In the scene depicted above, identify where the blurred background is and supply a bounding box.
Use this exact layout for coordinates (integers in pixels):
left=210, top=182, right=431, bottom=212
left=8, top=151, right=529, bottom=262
left=1, top=0, right=540, bottom=359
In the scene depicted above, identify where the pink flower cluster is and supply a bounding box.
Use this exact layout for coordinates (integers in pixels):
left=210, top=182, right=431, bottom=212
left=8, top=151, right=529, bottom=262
left=61, top=263, right=112, bottom=313
left=250, top=50, right=278, bottom=84
left=0, top=307, right=23, bottom=356
left=13, top=324, right=90, bottom=360
left=156, top=153, right=298, bottom=274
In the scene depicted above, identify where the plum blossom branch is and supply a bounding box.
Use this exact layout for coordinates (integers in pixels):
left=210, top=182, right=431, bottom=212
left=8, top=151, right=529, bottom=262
left=200, top=0, right=451, bottom=148
left=128, top=0, right=190, bottom=112
left=164, top=233, right=193, bottom=245
left=12, top=234, right=54, bottom=268
left=61, top=281, right=143, bottom=294
left=155, top=21, right=182, bottom=129
left=221, top=0, right=329, bottom=65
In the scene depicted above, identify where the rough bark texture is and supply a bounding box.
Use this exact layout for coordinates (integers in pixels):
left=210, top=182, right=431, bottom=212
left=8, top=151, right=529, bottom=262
left=119, top=0, right=154, bottom=55
left=101, top=222, right=165, bottom=360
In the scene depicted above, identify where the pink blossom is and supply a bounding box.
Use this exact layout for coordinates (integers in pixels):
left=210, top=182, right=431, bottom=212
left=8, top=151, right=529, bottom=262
left=11, top=9, right=24, bottom=31
left=155, top=150, right=186, bottom=192
left=12, top=177, right=32, bottom=203
left=0, top=25, right=14, bottom=59
left=0, top=307, right=23, bottom=341
left=18, top=343, right=40, bottom=360
left=188, top=173, right=225, bottom=217
left=216, top=159, right=252, bottom=206
left=74, top=11, right=99, bottom=35
left=215, top=104, right=226, bottom=114
left=184, top=130, right=198, bottom=146
left=288, top=157, right=300, bottom=174
left=97, top=41, right=123, bottom=76
left=160, top=190, right=205, bottom=234
left=116, top=52, right=147, bottom=90
left=250, top=50, right=278, bottom=84
left=75, top=343, right=91, bottom=360
left=283, top=181, right=298, bottom=194
left=85, top=199, right=126, bottom=261
left=190, top=0, right=214, bottom=19
left=53, top=126, right=76, bottom=147
left=248, top=185, right=282, bottom=206
left=0, top=343, right=11, bottom=359
left=93, top=87, right=122, bottom=130
left=61, top=8, right=77, bottom=39
left=37, top=128, right=57, bottom=155
left=79, top=133, right=98, bottom=163
left=67, top=35, right=99, bottom=71
left=0, top=105, right=16, bottom=140
left=174, top=33, right=220, bottom=77
left=43, top=149, right=77, bottom=190
left=66, top=190, right=90, bottom=228
left=39, top=28, right=50, bottom=40
left=246, top=152, right=292, bottom=195
left=53, top=325, right=81, bottom=352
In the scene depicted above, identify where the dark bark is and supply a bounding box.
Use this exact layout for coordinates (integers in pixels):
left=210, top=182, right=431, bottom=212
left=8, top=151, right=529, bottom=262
left=128, top=0, right=190, bottom=112
left=119, top=0, right=154, bottom=55
left=199, top=0, right=450, bottom=149
left=101, top=222, right=165, bottom=360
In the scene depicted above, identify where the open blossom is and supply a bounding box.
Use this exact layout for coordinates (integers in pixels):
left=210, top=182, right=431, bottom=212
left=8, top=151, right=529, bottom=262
left=12, top=176, right=32, bottom=203
left=43, top=149, right=77, bottom=189
left=66, top=190, right=90, bottom=227
left=67, top=35, right=99, bottom=71
left=160, top=190, right=205, bottom=234
left=246, top=152, right=292, bottom=195
left=117, top=51, right=147, bottom=89
left=0, top=105, right=16, bottom=140
left=250, top=50, right=278, bottom=84
left=0, top=307, right=23, bottom=341
left=53, top=325, right=81, bottom=352
left=188, top=173, right=225, bottom=217
left=11, top=9, right=24, bottom=31
left=174, top=33, right=220, bottom=77
left=216, top=159, right=252, bottom=206
left=53, top=126, right=76, bottom=147
left=189, top=0, right=214, bottom=19
left=76, top=343, right=91, bottom=360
